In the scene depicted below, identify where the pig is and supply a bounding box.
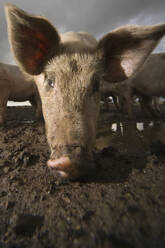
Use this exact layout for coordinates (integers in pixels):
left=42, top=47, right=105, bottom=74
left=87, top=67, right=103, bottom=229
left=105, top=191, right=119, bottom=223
left=101, top=94, right=120, bottom=112
left=0, top=63, right=42, bottom=125
left=101, top=53, right=165, bottom=118
left=5, top=3, right=165, bottom=179
left=100, top=79, right=136, bottom=118
left=139, top=95, right=161, bottom=117
left=152, top=97, right=161, bottom=114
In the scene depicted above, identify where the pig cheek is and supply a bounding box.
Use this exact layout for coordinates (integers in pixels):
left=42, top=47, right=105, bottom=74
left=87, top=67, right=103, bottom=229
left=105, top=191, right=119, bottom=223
left=41, top=89, right=58, bottom=125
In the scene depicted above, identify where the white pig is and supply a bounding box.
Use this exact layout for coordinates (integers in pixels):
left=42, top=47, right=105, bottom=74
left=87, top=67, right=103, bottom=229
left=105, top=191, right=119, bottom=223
left=5, top=4, right=165, bottom=179
left=0, top=63, right=42, bottom=125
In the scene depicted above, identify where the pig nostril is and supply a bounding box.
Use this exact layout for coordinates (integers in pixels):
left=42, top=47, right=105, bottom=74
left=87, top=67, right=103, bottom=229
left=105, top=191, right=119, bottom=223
left=48, top=156, right=96, bottom=180
left=47, top=156, right=72, bottom=170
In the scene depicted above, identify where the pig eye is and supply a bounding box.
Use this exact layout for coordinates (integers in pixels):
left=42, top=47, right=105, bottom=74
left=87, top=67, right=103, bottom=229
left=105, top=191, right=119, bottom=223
left=92, top=78, right=100, bottom=93
left=47, top=79, right=55, bottom=88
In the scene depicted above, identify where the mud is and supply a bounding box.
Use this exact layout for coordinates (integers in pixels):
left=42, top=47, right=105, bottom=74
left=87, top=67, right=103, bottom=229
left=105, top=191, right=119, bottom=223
left=0, top=104, right=165, bottom=248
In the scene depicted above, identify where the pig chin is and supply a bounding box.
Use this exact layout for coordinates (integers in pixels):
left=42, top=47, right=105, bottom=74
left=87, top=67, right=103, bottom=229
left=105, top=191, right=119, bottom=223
left=47, top=145, right=96, bottom=180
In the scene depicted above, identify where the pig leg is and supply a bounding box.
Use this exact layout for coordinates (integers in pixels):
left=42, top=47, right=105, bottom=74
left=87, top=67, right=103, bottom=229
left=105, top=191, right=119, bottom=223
left=140, top=95, right=152, bottom=117
left=140, top=95, right=160, bottom=118
left=120, top=88, right=134, bottom=119
left=117, top=84, right=134, bottom=117
left=0, top=105, right=6, bottom=126
left=118, top=96, right=128, bottom=114
left=105, top=95, right=120, bottom=111
left=152, top=97, right=161, bottom=114
left=30, top=96, right=42, bottom=120
left=112, top=95, right=120, bottom=112
left=103, top=96, right=110, bottom=111
left=0, top=88, right=9, bottom=126
left=103, top=95, right=120, bottom=112
left=125, top=96, right=134, bottom=119
left=35, top=100, right=42, bottom=120
left=34, top=93, right=42, bottom=121
left=117, top=95, right=133, bottom=118
left=33, top=85, right=42, bottom=120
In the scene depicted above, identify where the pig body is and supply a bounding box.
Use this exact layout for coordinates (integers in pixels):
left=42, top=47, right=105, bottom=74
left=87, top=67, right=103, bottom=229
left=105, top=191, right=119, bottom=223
left=101, top=53, right=165, bottom=118
left=132, top=53, right=165, bottom=117
left=0, top=63, right=42, bottom=125
left=132, top=53, right=165, bottom=97
left=5, top=4, right=165, bottom=179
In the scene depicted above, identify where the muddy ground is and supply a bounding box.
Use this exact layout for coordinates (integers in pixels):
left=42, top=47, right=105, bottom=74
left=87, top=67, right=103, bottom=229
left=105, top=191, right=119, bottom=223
left=0, top=104, right=165, bottom=248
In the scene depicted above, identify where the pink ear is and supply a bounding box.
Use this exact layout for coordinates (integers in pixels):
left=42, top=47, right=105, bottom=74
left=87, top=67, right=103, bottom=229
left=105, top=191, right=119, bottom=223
left=5, top=4, right=60, bottom=75
left=21, top=27, right=50, bottom=73
left=98, top=23, right=165, bottom=82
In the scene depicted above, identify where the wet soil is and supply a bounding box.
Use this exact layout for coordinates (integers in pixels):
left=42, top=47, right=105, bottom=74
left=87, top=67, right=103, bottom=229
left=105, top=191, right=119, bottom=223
left=0, top=105, right=165, bottom=248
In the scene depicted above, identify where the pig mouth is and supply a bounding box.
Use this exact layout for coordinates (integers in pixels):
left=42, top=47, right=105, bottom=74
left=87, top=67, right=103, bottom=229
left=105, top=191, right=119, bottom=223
left=47, top=152, right=96, bottom=180
left=47, top=156, right=72, bottom=178
left=47, top=146, right=96, bottom=180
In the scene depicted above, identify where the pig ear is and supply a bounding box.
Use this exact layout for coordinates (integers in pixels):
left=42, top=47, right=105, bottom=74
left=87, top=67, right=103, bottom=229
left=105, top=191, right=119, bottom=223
left=5, top=4, right=60, bottom=75
left=98, top=24, right=165, bottom=82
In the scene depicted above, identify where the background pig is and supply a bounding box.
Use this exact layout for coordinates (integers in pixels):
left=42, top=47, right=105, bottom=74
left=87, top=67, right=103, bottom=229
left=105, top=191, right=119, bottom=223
left=131, top=53, right=165, bottom=117
left=101, top=53, right=165, bottom=118
left=5, top=3, right=165, bottom=179
left=101, top=93, right=120, bottom=112
left=0, top=63, right=42, bottom=125
left=138, top=95, right=161, bottom=117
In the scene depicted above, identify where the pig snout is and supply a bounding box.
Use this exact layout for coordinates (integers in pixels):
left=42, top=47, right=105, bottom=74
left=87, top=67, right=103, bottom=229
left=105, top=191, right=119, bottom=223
left=47, top=146, right=96, bottom=180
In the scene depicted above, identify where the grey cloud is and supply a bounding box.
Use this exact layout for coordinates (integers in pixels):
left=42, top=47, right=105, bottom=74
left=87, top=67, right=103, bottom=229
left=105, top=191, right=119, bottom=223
left=0, top=0, right=165, bottom=63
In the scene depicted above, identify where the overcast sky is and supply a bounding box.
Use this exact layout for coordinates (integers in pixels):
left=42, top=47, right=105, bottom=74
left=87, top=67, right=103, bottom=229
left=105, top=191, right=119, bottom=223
left=1, top=0, right=165, bottom=64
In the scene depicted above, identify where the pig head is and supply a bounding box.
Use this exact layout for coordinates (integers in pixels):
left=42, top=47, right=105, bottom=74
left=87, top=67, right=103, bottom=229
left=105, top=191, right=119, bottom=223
left=5, top=3, right=165, bottom=179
